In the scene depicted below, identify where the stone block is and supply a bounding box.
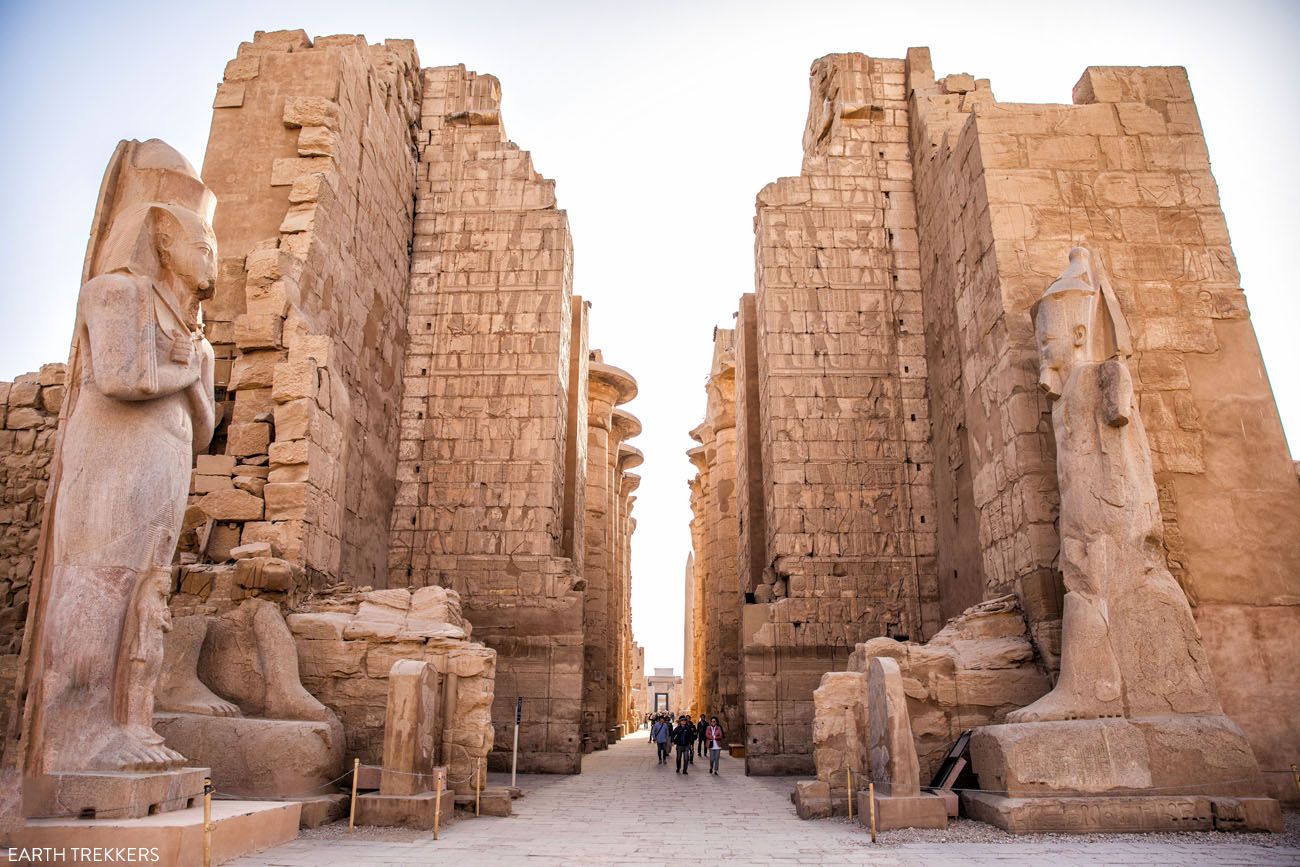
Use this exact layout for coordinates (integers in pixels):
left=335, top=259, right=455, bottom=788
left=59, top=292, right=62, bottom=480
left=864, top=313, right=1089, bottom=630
left=227, top=421, right=272, bottom=457
left=153, top=713, right=345, bottom=799
left=793, top=779, right=832, bottom=819
left=23, top=767, right=208, bottom=820
left=292, top=794, right=348, bottom=829
left=962, top=790, right=1280, bottom=833
left=970, top=716, right=1262, bottom=798
left=9, top=799, right=300, bottom=862
left=199, top=489, right=264, bottom=522
left=354, top=790, right=453, bottom=830
left=263, top=482, right=308, bottom=520
left=858, top=791, right=948, bottom=830
left=283, top=96, right=340, bottom=130
left=234, top=313, right=284, bottom=350
left=187, top=456, right=225, bottom=486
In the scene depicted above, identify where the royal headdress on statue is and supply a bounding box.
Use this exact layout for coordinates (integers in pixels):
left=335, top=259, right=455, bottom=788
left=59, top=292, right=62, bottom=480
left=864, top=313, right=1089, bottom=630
left=83, top=139, right=216, bottom=282
left=1031, top=246, right=1132, bottom=363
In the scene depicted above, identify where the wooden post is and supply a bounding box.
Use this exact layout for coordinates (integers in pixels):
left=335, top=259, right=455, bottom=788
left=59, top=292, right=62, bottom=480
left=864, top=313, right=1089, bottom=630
left=433, top=771, right=444, bottom=840
left=867, top=781, right=877, bottom=843
left=202, top=777, right=213, bottom=867
left=347, top=757, right=360, bottom=833
left=846, top=768, right=853, bottom=821
left=475, top=756, right=482, bottom=816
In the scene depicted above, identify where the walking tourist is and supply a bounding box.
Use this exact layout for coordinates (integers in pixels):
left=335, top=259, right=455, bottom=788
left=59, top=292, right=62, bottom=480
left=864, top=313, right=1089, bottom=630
left=705, top=716, right=725, bottom=775
left=672, top=714, right=695, bottom=774
left=652, top=714, right=671, bottom=764
left=696, top=713, right=708, bottom=757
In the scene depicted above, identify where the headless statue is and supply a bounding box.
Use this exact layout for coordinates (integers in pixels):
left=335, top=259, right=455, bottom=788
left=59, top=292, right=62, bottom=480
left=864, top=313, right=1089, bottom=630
left=31, top=141, right=217, bottom=773
left=1008, top=247, right=1221, bottom=723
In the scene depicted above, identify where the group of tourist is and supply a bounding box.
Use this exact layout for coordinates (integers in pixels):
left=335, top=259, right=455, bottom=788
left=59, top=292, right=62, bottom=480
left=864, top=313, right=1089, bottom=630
left=649, top=712, right=726, bottom=775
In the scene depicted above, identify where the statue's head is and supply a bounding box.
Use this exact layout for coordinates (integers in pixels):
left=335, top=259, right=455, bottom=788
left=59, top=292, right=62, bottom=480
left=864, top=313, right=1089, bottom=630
left=1032, top=247, right=1131, bottom=399
left=97, top=203, right=217, bottom=306
left=153, top=205, right=217, bottom=302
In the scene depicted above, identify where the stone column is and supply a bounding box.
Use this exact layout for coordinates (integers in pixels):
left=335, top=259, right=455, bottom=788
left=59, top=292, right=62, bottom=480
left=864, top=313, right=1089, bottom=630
left=686, top=443, right=710, bottom=718
left=607, top=409, right=641, bottom=740
left=581, top=362, right=636, bottom=751
left=617, top=451, right=641, bottom=733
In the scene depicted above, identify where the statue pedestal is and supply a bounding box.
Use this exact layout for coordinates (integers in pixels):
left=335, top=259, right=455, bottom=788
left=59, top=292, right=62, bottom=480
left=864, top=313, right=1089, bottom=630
left=153, top=712, right=344, bottom=799
left=963, top=791, right=1283, bottom=834
left=966, top=716, right=1282, bottom=833
left=5, top=798, right=300, bottom=864
left=25, top=767, right=208, bottom=820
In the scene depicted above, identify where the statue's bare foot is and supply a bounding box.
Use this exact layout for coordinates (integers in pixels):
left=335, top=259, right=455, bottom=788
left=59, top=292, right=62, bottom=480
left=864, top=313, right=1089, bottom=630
left=159, top=684, right=242, bottom=718
left=1006, top=689, right=1121, bottom=724
left=90, top=729, right=185, bottom=772
left=264, top=681, right=332, bottom=722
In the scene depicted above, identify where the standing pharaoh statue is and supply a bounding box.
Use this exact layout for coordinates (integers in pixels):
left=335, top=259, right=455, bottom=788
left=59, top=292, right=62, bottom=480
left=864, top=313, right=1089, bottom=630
left=1008, top=247, right=1221, bottom=723
left=18, top=140, right=217, bottom=778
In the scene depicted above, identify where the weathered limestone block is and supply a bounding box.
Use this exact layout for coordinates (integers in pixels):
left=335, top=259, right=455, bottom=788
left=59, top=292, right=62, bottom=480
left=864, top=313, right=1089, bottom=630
left=379, top=660, right=439, bottom=796
left=200, top=489, right=264, bottom=522
left=811, top=671, right=866, bottom=791
left=289, top=588, right=494, bottom=795
left=840, top=595, right=1050, bottom=779
left=862, top=657, right=947, bottom=830
left=867, top=657, right=919, bottom=797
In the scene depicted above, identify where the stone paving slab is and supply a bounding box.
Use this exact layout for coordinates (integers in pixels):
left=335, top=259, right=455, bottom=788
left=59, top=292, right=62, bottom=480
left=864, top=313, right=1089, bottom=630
left=227, top=731, right=1299, bottom=866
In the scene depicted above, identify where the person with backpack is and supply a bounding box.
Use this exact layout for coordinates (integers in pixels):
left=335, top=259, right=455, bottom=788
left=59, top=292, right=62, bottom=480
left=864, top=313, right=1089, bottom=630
left=672, top=714, right=696, bottom=774
left=705, top=716, right=726, bottom=775
left=695, top=714, right=709, bottom=758
left=651, top=714, right=671, bottom=764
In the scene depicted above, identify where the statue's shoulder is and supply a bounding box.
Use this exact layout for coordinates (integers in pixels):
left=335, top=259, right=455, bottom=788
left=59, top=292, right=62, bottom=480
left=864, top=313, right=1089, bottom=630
left=79, top=272, right=148, bottom=311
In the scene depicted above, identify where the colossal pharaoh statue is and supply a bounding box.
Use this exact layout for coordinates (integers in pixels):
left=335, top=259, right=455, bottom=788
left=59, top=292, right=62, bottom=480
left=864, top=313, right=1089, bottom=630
left=1010, top=246, right=1220, bottom=722
left=963, top=247, right=1278, bottom=833
left=18, top=140, right=217, bottom=782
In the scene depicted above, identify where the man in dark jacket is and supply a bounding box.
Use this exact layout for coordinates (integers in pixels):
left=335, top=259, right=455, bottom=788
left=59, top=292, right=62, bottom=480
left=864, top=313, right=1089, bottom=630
left=695, top=714, right=709, bottom=757
left=672, top=715, right=696, bottom=774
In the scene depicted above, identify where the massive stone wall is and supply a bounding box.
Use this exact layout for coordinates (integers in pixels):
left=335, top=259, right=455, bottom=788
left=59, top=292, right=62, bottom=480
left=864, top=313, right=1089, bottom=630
left=732, top=54, right=941, bottom=774
left=0, top=366, right=63, bottom=742
left=692, top=49, right=1300, bottom=795
left=686, top=331, right=744, bottom=736
left=385, top=67, right=640, bottom=772
left=904, top=48, right=1300, bottom=799
left=195, top=30, right=422, bottom=589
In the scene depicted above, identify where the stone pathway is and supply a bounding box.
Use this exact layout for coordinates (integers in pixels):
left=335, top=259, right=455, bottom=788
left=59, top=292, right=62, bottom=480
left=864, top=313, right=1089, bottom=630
left=231, top=730, right=1298, bottom=866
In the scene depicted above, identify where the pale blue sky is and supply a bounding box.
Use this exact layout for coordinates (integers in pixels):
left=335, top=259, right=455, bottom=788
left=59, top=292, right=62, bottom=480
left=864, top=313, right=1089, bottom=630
left=1, top=0, right=1297, bottom=675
